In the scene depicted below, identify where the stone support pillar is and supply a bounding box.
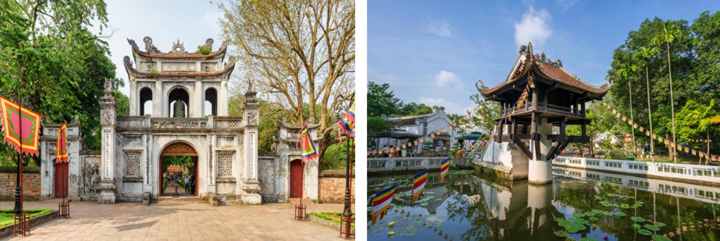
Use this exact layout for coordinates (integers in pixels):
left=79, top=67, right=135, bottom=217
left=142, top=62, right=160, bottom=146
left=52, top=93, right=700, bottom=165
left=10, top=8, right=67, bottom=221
left=219, top=81, right=228, bottom=116
left=241, top=90, right=261, bottom=204
left=154, top=81, right=162, bottom=117
left=129, top=80, right=136, bottom=116
left=193, top=81, right=202, bottom=117
left=98, top=79, right=117, bottom=204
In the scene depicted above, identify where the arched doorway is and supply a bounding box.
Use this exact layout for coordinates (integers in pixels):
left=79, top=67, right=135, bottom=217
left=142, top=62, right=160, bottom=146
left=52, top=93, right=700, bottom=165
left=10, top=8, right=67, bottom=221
left=139, top=87, right=153, bottom=116
left=204, top=88, right=217, bottom=116
left=290, top=159, right=304, bottom=198
left=168, top=87, right=189, bottom=118
left=160, top=142, right=198, bottom=196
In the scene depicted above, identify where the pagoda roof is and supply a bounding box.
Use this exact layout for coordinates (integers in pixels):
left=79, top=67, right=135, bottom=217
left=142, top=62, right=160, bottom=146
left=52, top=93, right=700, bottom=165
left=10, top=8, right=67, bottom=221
left=127, top=37, right=228, bottom=61
left=480, top=43, right=608, bottom=99
left=123, top=56, right=235, bottom=80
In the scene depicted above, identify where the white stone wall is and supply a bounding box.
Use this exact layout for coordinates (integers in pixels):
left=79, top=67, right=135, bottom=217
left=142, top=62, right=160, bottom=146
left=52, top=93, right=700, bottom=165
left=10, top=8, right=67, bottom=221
left=39, top=124, right=81, bottom=200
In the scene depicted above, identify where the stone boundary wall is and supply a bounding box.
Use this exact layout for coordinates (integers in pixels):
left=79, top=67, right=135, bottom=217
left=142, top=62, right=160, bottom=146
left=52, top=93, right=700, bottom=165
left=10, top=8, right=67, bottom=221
left=318, top=169, right=354, bottom=203
left=0, top=172, right=42, bottom=201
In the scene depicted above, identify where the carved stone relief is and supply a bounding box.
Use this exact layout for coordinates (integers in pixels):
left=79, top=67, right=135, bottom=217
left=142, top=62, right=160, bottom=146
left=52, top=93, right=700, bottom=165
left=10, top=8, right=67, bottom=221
left=80, top=156, right=100, bottom=200
left=124, top=150, right=142, bottom=177
left=217, top=150, right=234, bottom=177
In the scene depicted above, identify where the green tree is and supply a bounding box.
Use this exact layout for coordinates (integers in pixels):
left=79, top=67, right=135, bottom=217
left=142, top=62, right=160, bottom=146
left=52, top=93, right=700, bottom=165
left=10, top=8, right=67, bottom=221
left=606, top=13, right=720, bottom=159
left=468, top=82, right=500, bottom=134
left=0, top=0, right=116, bottom=152
left=368, top=81, right=403, bottom=117
left=367, top=116, right=390, bottom=139
left=228, top=95, right=292, bottom=155
left=399, top=102, right=434, bottom=116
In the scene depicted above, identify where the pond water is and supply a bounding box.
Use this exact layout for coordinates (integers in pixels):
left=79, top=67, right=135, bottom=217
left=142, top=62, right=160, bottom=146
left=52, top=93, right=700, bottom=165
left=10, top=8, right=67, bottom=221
left=368, top=167, right=720, bottom=241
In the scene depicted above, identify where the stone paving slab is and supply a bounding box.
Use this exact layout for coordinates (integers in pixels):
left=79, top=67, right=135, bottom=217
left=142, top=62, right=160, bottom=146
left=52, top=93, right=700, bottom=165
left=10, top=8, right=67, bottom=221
left=0, top=199, right=347, bottom=241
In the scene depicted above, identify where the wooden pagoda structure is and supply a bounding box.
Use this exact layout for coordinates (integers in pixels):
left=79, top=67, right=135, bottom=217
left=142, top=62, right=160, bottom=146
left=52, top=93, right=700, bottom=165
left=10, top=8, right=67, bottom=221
left=478, top=43, right=608, bottom=183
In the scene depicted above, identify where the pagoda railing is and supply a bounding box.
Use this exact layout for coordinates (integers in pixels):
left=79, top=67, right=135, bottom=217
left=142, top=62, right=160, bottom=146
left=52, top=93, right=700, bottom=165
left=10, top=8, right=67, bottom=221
left=501, top=103, right=584, bottom=118
left=116, top=116, right=244, bottom=131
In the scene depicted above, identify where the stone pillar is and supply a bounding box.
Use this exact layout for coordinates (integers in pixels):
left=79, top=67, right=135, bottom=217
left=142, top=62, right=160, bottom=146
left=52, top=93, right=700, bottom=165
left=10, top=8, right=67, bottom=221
left=219, top=81, right=228, bottom=116
left=129, top=80, right=136, bottom=116
left=154, top=81, right=162, bottom=117
left=98, top=79, right=117, bottom=204
left=527, top=183, right=552, bottom=234
left=528, top=118, right=553, bottom=185
left=193, top=81, right=202, bottom=117
left=241, top=89, right=261, bottom=204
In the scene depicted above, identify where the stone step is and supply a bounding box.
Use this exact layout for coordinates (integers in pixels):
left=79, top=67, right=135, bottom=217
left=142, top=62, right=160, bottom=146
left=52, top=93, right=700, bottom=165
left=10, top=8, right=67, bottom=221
left=157, top=195, right=202, bottom=202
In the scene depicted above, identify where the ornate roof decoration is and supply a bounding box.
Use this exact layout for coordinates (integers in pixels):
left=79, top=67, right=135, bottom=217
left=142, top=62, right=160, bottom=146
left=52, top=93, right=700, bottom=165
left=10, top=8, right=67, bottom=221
left=127, top=36, right=228, bottom=60
left=480, top=42, right=608, bottom=98
left=169, top=39, right=186, bottom=53
left=143, top=36, right=160, bottom=53
left=123, top=56, right=236, bottom=80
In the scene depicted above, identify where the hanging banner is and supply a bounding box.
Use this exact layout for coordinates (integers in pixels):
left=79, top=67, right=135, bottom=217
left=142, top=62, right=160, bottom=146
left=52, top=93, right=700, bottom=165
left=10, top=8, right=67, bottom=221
left=56, top=123, right=68, bottom=163
left=336, top=110, right=355, bottom=137
left=0, top=97, right=41, bottom=155
left=299, top=128, right=319, bottom=163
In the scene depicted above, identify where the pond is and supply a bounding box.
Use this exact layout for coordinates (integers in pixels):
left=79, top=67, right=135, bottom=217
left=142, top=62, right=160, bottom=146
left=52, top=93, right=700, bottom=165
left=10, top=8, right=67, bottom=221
left=368, top=167, right=720, bottom=241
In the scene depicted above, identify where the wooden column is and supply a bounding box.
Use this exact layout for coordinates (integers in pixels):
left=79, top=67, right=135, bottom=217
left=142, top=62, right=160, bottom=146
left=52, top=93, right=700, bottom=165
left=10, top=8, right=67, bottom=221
left=531, top=112, right=539, bottom=160
left=532, top=85, right=539, bottom=110
left=543, top=87, right=549, bottom=111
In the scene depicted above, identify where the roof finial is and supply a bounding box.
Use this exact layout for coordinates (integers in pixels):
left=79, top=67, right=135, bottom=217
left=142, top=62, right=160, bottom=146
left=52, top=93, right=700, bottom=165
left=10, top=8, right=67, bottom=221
left=527, top=42, right=534, bottom=61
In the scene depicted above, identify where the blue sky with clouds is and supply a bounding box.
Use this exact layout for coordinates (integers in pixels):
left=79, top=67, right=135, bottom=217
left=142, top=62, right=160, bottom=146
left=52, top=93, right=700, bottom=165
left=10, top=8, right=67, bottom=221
left=369, top=0, right=720, bottom=114
left=103, top=0, right=225, bottom=95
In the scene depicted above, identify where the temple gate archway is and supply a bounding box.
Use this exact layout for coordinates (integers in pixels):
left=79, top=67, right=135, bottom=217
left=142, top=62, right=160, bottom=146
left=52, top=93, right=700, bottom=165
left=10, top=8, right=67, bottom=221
left=160, top=142, right=198, bottom=196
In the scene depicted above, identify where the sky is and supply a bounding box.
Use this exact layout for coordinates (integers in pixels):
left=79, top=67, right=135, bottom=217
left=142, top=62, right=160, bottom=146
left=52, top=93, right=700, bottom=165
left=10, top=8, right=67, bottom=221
left=368, top=0, right=720, bottom=115
left=102, top=0, right=226, bottom=95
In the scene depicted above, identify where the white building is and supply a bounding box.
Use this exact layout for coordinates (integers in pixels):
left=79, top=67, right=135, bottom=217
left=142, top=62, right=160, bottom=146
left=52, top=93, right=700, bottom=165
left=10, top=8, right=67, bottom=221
left=372, top=110, right=456, bottom=156
left=37, top=37, right=320, bottom=204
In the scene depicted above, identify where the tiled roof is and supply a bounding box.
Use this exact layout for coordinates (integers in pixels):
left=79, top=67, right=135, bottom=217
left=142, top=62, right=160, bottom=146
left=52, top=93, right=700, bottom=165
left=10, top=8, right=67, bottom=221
left=123, top=56, right=235, bottom=79
left=480, top=43, right=608, bottom=97
left=127, top=38, right=228, bottom=60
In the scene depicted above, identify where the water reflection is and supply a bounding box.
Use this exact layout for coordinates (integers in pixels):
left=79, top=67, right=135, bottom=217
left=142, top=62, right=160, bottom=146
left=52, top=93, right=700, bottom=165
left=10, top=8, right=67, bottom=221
left=368, top=170, right=720, bottom=241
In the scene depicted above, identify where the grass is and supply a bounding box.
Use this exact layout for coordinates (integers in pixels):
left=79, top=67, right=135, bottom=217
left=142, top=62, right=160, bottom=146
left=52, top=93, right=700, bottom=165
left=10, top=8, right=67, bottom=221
left=0, top=208, right=54, bottom=229
left=309, top=212, right=355, bottom=229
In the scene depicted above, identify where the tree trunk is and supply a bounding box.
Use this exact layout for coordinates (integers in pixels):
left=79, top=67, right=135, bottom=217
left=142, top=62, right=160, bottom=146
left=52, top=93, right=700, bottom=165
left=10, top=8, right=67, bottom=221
left=645, top=66, right=654, bottom=160
left=667, top=41, right=677, bottom=163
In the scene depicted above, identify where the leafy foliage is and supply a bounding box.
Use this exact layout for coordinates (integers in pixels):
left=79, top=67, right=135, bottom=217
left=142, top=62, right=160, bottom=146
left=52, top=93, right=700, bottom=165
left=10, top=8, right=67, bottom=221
left=467, top=88, right=500, bottom=134
left=321, top=140, right=353, bottom=170
left=229, top=95, right=292, bottom=155
left=606, top=12, right=720, bottom=155
left=0, top=0, right=120, bottom=153
left=368, top=81, right=437, bottom=117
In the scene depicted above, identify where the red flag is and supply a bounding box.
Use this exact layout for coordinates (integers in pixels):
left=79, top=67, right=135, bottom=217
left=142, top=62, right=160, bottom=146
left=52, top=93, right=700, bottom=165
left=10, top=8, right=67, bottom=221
left=56, top=123, right=68, bottom=163
left=0, top=97, right=41, bottom=155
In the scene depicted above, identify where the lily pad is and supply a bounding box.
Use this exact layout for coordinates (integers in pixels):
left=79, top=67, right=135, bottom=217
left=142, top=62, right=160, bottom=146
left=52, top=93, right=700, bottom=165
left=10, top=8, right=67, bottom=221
left=651, top=234, right=672, bottom=241
left=638, top=228, right=653, bottom=236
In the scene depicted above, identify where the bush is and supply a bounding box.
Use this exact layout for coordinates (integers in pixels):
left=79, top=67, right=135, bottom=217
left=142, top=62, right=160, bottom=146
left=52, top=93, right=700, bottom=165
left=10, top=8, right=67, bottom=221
left=322, top=140, right=354, bottom=170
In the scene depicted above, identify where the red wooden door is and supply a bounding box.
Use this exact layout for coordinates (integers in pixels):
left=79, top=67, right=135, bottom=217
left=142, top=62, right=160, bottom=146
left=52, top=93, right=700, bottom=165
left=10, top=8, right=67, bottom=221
left=290, top=160, right=304, bottom=198
left=54, top=162, right=68, bottom=199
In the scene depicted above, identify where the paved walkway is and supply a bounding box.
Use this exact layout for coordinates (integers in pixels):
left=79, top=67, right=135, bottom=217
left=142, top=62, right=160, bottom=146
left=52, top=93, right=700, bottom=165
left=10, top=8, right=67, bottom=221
left=1, top=199, right=346, bottom=241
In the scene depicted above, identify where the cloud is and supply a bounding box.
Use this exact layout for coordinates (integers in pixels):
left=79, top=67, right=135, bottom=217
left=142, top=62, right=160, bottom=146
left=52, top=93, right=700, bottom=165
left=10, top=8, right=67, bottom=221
left=434, top=70, right=459, bottom=87
left=425, top=21, right=452, bottom=37
left=514, top=6, right=552, bottom=48
left=555, top=0, right=579, bottom=11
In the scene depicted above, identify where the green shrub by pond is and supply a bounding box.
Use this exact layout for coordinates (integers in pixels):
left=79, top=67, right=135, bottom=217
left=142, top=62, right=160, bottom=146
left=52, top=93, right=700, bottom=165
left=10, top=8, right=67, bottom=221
left=0, top=208, right=53, bottom=229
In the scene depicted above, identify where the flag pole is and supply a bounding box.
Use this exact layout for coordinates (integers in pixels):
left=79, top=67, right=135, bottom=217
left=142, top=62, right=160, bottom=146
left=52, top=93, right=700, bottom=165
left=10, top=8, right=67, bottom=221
left=14, top=78, right=25, bottom=235
left=341, top=134, right=352, bottom=238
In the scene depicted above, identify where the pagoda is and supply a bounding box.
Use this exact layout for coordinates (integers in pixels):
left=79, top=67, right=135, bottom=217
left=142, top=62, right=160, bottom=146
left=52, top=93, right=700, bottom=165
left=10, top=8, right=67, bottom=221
left=477, top=43, right=608, bottom=184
